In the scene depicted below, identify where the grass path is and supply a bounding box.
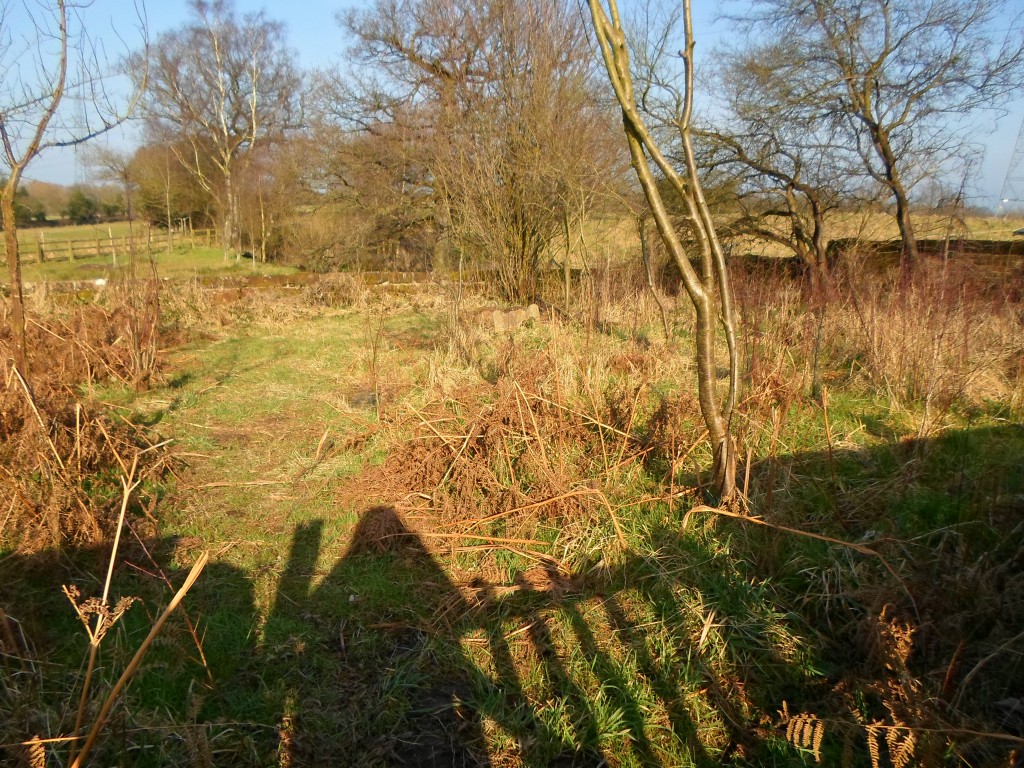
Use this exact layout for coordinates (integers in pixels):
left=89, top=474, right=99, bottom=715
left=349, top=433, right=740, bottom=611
left=115, top=305, right=470, bottom=764
left=100, top=300, right=808, bottom=766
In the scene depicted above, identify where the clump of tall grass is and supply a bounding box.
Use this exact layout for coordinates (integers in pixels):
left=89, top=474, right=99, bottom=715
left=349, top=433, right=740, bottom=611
left=731, top=253, right=1024, bottom=432
left=1, top=278, right=173, bottom=552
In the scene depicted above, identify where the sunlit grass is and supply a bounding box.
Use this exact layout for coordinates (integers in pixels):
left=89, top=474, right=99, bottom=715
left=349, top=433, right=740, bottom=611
left=12, top=244, right=298, bottom=283
left=3, top=268, right=1022, bottom=766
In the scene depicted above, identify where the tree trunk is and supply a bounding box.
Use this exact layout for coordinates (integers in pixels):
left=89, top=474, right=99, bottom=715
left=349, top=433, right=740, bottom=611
left=2, top=190, right=28, bottom=376
left=810, top=199, right=828, bottom=276
left=258, top=181, right=268, bottom=263
left=589, top=0, right=738, bottom=501
left=224, top=169, right=239, bottom=260
left=893, top=185, right=920, bottom=275
left=872, top=128, right=919, bottom=272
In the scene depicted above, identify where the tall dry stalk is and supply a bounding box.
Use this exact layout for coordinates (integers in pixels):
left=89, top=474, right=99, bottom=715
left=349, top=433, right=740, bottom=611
left=68, top=552, right=209, bottom=768
left=65, top=453, right=141, bottom=765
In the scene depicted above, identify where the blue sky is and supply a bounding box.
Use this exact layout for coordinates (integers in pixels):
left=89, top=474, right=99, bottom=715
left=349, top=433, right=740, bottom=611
left=13, top=0, right=1024, bottom=207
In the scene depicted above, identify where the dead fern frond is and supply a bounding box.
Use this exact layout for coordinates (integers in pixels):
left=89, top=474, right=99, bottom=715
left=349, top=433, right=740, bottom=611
left=24, top=736, right=45, bottom=768
left=62, top=585, right=138, bottom=643
left=866, top=723, right=883, bottom=768
left=886, top=726, right=917, bottom=768
left=780, top=703, right=826, bottom=763
left=841, top=728, right=855, bottom=768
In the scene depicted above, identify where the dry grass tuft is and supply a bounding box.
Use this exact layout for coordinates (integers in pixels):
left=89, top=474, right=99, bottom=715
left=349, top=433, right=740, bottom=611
left=301, top=272, right=367, bottom=309
left=1, top=285, right=170, bottom=552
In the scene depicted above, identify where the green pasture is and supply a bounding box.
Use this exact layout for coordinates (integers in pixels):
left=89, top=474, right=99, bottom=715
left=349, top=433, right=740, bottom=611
left=7, top=245, right=298, bottom=283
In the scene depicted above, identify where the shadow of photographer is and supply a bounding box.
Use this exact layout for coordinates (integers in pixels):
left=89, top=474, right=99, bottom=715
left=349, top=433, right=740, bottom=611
left=257, top=505, right=763, bottom=767
left=0, top=506, right=789, bottom=766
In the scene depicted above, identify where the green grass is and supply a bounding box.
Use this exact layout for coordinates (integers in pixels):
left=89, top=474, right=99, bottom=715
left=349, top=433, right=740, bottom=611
left=12, top=244, right=298, bottom=283
left=13, top=219, right=139, bottom=245
left=2, top=279, right=1022, bottom=767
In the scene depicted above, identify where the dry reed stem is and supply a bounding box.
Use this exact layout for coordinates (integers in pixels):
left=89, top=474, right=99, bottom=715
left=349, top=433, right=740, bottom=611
left=459, top=488, right=609, bottom=527
left=69, top=551, right=209, bottom=768
left=415, top=532, right=549, bottom=547
left=451, top=544, right=563, bottom=567
left=10, top=736, right=82, bottom=748
left=94, top=420, right=129, bottom=475
left=952, top=626, right=1024, bottom=710
left=668, top=429, right=710, bottom=481
left=13, top=365, right=66, bottom=472
left=408, top=403, right=458, bottom=450
left=615, top=384, right=645, bottom=467
left=514, top=381, right=549, bottom=468
left=0, top=495, right=17, bottom=540
left=684, top=504, right=917, bottom=615
left=439, top=421, right=477, bottom=487
left=126, top=523, right=212, bottom=682
left=613, top=489, right=696, bottom=511
left=609, top=446, right=654, bottom=471
left=69, top=454, right=140, bottom=764
left=527, top=393, right=633, bottom=439
left=455, top=487, right=628, bottom=548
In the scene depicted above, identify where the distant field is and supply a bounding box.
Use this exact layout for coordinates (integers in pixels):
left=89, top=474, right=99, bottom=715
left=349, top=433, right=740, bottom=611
left=4, top=212, right=1022, bottom=280
left=9, top=220, right=139, bottom=247
left=828, top=211, right=1024, bottom=241
left=3, top=221, right=217, bottom=261
left=722, top=211, right=1024, bottom=260
left=570, top=210, right=1024, bottom=266
left=11, top=245, right=298, bottom=284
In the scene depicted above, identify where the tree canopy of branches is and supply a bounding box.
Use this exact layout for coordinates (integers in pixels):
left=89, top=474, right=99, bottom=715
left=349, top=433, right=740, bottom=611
left=340, top=0, right=623, bottom=301
left=1, top=0, right=146, bottom=376
left=135, top=0, right=301, bottom=257
left=728, top=0, right=1024, bottom=268
left=700, top=48, right=864, bottom=276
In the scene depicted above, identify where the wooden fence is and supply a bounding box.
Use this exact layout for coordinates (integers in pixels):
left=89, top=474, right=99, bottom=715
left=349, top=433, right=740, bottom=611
left=8, top=227, right=216, bottom=264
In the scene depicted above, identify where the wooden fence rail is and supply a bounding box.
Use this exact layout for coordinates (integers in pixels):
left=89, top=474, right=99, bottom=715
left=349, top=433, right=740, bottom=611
left=2, top=228, right=215, bottom=264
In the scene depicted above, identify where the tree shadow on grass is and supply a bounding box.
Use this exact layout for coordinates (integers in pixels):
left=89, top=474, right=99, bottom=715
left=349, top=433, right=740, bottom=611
left=0, top=508, right=781, bottom=767
left=246, top=505, right=783, bottom=766
left=3, top=423, right=1021, bottom=766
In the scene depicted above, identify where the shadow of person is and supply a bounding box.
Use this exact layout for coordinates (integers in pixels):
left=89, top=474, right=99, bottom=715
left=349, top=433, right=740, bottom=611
left=264, top=506, right=770, bottom=767
left=263, top=506, right=494, bottom=766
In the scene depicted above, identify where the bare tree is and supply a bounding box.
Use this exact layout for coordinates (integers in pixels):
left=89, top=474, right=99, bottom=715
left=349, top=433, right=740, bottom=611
left=293, top=86, right=439, bottom=270
left=587, top=0, right=740, bottom=499
left=1, top=0, right=146, bottom=376
left=730, top=0, right=1024, bottom=270
left=135, top=0, right=300, bottom=259
left=87, top=147, right=139, bottom=260
left=341, top=0, right=622, bottom=301
left=700, top=49, right=862, bottom=278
